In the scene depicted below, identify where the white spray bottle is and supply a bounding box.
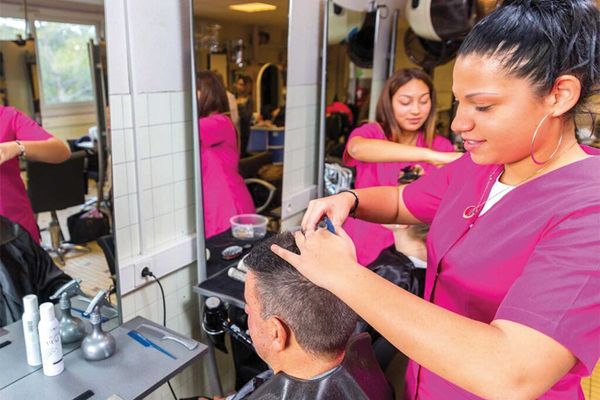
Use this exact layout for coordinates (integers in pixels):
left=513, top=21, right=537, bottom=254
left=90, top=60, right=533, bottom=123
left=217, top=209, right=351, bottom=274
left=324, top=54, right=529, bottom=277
left=38, top=302, right=65, bottom=376
left=22, top=294, right=42, bottom=366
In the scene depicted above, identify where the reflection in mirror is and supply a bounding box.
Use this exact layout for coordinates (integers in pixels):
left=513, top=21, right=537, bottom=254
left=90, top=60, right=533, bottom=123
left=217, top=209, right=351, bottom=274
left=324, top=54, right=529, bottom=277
left=324, top=2, right=377, bottom=164
left=193, top=0, right=289, bottom=251
left=0, top=0, right=120, bottom=333
left=320, top=1, right=464, bottom=268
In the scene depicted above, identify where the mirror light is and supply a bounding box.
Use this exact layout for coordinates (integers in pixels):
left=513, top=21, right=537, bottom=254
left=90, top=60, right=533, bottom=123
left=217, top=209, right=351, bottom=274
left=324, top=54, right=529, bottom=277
left=228, top=2, right=277, bottom=13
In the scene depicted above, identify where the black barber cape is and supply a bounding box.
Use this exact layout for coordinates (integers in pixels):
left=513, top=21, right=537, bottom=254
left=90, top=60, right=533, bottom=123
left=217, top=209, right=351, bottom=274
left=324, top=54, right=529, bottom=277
left=234, top=333, right=394, bottom=400
left=0, top=216, right=72, bottom=326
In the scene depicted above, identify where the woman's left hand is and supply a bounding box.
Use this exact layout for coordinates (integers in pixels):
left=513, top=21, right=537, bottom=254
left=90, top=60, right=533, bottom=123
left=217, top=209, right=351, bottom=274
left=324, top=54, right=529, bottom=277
left=271, top=225, right=359, bottom=290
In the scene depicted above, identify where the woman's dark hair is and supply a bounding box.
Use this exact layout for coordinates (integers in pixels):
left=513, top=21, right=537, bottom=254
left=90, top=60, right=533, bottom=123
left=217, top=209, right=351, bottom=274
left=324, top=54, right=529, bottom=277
left=375, top=68, right=437, bottom=148
left=458, top=0, right=600, bottom=125
left=196, top=71, right=229, bottom=118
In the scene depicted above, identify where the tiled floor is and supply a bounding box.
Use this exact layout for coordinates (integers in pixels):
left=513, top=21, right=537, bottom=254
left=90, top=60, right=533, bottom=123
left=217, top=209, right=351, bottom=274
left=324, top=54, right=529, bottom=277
left=37, top=205, right=113, bottom=298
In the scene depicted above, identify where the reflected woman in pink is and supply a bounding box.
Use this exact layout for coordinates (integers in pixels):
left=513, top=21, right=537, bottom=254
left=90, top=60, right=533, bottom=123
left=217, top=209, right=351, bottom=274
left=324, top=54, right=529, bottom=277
left=343, top=68, right=461, bottom=265
left=197, top=71, right=255, bottom=238
left=0, top=106, right=71, bottom=243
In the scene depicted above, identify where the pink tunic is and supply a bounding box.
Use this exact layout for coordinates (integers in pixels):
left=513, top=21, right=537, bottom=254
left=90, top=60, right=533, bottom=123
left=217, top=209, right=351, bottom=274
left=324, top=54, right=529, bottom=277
left=402, top=147, right=600, bottom=399
left=0, top=106, right=52, bottom=243
left=342, top=123, right=455, bottom=265
left=199, top=114, right=255, bottom=238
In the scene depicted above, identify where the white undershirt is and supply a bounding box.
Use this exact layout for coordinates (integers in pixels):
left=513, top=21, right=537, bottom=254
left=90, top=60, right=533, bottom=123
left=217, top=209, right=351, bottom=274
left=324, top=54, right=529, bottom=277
left=408, top=256, right=427, bottom=269
left=479, top=175, right=516, bottom=215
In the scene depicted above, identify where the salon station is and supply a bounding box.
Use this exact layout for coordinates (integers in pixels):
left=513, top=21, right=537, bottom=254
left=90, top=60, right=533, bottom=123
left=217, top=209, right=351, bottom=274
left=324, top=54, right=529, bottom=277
left=0, top=0, right=599, bottom=399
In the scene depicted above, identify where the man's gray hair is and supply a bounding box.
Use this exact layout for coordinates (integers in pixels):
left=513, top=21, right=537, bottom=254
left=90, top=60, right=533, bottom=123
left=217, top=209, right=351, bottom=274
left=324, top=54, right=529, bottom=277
left=244, top=232, right=358, bottom=357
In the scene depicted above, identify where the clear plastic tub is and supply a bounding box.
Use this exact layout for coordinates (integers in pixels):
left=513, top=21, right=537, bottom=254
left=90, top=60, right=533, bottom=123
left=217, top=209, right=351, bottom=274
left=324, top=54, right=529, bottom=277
left=230, top=214, right=268, bottom=240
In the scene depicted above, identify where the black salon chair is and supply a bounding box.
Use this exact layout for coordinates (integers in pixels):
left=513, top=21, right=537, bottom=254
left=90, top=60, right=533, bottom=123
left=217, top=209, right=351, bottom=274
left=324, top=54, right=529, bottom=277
left=239, top=152, right=278, bottom=213
left=96, top=234, right=116, bottom=294
left=27, top=151, right=90, bottom=265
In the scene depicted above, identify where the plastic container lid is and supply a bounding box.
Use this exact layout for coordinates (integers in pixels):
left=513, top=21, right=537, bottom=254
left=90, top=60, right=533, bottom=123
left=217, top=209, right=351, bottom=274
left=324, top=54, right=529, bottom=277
left=23, top=294, right=38, bottom=315
left=39, top=302, right=56, bottom=321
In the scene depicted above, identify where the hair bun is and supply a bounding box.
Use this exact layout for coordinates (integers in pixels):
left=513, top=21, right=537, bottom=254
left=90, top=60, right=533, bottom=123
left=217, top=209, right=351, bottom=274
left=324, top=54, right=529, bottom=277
left=459, top=0, right=599, bottom=118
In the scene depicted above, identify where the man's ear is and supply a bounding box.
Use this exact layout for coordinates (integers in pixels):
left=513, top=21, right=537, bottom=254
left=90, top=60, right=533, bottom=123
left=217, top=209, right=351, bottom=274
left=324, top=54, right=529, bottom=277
left=269, top=316, right=289, bottom=353
left=546, top=75, right=581, bottom=117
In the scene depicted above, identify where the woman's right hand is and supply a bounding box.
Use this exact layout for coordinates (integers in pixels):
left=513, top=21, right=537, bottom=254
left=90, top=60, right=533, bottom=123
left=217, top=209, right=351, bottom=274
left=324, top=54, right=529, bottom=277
left=0, top=142, right=20, bottom=166
left=426, top=150, right=462, bottom=166
left=301, top=191, right=356, bottom=231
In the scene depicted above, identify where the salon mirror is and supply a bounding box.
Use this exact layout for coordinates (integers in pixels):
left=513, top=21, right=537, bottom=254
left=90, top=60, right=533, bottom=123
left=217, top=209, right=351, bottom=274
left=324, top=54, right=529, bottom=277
left=0, top=0, right=120, bottom=328
left=192, top=0, right=289, bottom=278
left=320, top=1, right=381, bottom=195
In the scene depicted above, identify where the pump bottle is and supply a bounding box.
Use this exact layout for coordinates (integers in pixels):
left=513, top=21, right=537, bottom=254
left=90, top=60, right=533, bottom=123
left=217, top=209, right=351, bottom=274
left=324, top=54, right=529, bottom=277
left=38, top=302, right=65, bottom=376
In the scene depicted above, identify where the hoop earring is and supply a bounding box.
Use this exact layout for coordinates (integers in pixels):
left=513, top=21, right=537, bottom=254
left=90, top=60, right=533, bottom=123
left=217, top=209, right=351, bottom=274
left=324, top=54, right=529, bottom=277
left=530, top=112, right=562, bottom=165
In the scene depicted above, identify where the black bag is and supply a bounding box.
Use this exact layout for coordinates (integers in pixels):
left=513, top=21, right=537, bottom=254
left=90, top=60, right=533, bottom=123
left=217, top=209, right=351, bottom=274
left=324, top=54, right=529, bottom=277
left=67, top=210, right=110, bottom=244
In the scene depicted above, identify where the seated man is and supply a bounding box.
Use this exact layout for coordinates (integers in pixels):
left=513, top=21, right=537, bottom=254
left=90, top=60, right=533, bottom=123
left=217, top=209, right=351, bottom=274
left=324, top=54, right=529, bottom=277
left=203, top=232, right=394, bottom=400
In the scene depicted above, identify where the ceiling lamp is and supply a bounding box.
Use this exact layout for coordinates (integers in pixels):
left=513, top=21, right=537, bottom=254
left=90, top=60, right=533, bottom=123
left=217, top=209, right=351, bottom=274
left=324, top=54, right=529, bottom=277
left=229, top=2, right=277, bottom=13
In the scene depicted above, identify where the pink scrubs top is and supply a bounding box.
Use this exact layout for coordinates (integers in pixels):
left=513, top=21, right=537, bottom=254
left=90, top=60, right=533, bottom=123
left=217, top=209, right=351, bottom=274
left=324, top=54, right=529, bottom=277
left=342, top=122, right=454, bottom=265
left=199, top=113, right=255, bottom=238
left=0, top=106, right=52, bottom=243
left=402, top=147, right=600, bottom=399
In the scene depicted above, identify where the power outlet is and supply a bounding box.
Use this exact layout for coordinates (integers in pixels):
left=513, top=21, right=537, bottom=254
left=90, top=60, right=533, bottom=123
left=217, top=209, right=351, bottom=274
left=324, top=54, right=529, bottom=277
left=134, top=256, right=154, bottom=288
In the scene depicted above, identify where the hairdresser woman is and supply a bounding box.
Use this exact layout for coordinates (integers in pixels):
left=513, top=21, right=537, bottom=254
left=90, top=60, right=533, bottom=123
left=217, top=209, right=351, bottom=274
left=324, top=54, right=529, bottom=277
left=0, top=106, right=70, bottom=244
left=197, top=71, right=255, bottom=238
left=272, top=1, right=600, bottom=399
left=343, top=68, right=460, bottom=265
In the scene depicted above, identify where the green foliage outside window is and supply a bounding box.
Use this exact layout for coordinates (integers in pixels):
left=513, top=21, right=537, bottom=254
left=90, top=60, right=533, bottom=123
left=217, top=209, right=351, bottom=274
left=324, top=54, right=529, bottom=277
left=35, top=20, right=96, bottom=104
left=0, top=17, right=26, bottom=41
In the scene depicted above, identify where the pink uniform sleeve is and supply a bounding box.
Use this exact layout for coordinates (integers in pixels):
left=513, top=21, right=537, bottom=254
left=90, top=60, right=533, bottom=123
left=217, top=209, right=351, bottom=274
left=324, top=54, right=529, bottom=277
left=342, top=123, right=386, bottom=167
left=199, top=115, right=232, bottom=147
left=10, top=107, right=52, bottom=141
left=495, top=208, right=600, bottom=374
left=401, top=154, right=469, bottom=224
left=431, top=135, right=455, bottom=152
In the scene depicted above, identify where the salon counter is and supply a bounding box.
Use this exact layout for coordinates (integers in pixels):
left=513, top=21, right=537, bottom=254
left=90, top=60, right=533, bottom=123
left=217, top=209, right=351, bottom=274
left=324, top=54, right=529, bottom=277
left=0, top=316, right=207, bottom=399
left=0, top=296, right=119, bottom=391
left=195, top=229, right=274, bottom=308
left=195, top=264, right=245, bottom=309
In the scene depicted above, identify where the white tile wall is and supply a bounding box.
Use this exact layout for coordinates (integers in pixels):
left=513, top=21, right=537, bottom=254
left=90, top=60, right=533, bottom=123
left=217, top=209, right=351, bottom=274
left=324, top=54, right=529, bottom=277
left=110, top=95, right=124, bottom=130
left=287, top=1, right=321, bottom=87
left=124, top=128, right=135, bottom=161
left=152, top=185, right=174, bottom=217
left=111, top=129, right=126, bottom=164
left=147, top=93, right=172, bottom=126
left=129, top=0, right=191, bottom=93
left=110, top=86, right=196, bottom=265
left=171, top=122, right=189, bottom=153
left=282, top=84, right=320, bottom=198
left=280, top=0, right=324, bottom=225
left=112, top=163, right=129, bottom=198
left=149, top=125, right=173, bottom=157
left=105, top=0, right=130, bottom=95
left=150, top=155, right=174, bottom=187
left=134, top=93, right=148, bottom=126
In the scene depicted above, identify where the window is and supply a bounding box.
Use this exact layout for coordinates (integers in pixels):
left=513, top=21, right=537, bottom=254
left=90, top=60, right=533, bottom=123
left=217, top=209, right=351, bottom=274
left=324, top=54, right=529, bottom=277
left=0, top=17, right=26, bottom=41
left=34, top=20, right=97, bottom=105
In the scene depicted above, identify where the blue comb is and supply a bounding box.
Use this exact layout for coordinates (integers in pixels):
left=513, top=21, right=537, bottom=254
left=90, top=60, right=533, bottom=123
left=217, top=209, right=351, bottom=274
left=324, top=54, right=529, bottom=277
left=322, top=216, right=336, bottom=234
left=128, top=330, right=177, bottom=360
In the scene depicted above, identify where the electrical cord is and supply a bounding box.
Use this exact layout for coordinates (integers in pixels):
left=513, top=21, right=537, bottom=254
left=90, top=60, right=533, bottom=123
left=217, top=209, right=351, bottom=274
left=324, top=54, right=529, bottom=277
left=141, top=267, right=178, bottom=400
